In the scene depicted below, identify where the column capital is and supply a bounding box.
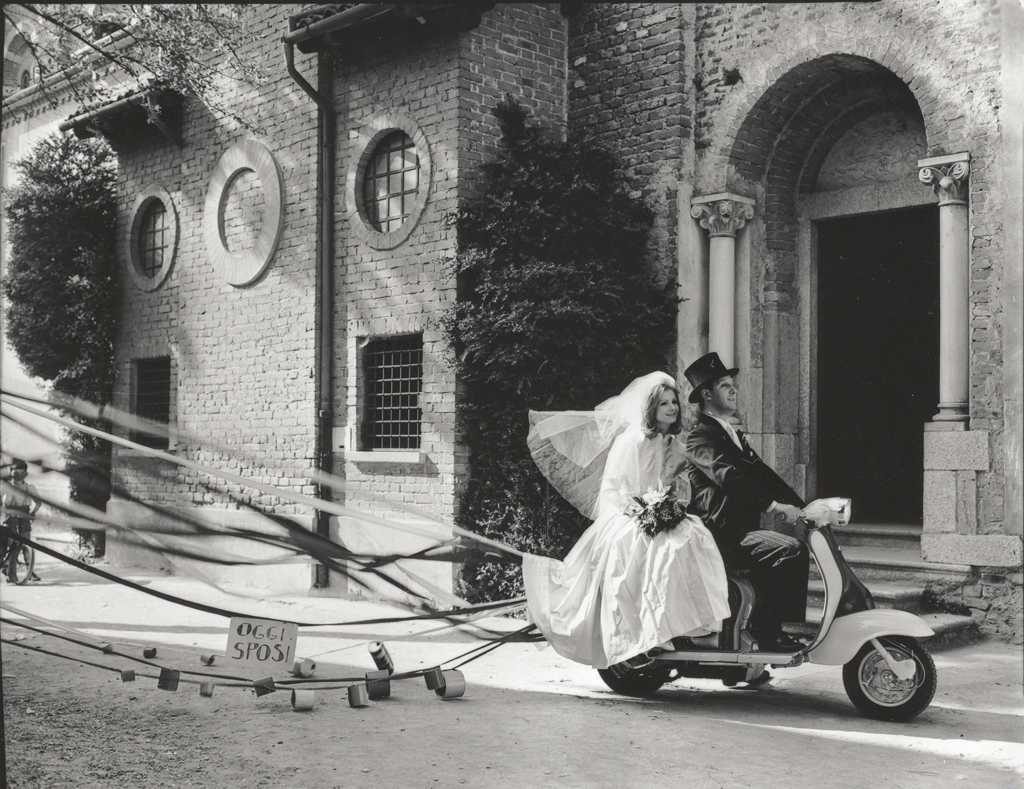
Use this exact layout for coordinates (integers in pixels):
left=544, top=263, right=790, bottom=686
left=690, top=193, right=755, bottom=237
left=918, top=152, right=970, bottom=206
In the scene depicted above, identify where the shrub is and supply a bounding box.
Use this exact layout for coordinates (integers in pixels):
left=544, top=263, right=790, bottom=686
left=443, top=97, right=679, bottom=601
left=3, top=133, right=120, bottom=554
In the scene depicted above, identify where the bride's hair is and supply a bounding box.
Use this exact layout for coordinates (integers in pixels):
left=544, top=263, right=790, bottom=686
left=640, top=383, right=682, bottom=437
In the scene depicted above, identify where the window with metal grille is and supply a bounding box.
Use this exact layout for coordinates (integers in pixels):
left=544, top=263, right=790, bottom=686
left=362, top=131, right=419, bottom=234
left=137, top=199, right=168, bottom=278
left=131, top=357, right=171, bottom=449
left=363, top=335, right=422, bottom=450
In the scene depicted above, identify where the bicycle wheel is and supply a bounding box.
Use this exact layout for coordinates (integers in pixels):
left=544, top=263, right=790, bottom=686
left=8, top=544, right=35, bottom=585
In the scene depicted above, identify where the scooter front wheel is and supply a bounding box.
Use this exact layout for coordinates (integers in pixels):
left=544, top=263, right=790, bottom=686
left=842, top=635, right=936, bottom=722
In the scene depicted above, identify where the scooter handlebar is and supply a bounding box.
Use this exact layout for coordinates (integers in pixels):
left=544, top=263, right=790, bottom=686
left=801, top=497, right=852, bottom=528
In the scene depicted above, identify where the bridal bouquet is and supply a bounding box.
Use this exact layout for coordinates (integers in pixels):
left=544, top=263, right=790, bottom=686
left=625, top=483, right=688, bottom=538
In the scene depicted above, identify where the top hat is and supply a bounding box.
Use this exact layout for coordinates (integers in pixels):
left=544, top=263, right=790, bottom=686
left=683, top=352, right=739, bottom=403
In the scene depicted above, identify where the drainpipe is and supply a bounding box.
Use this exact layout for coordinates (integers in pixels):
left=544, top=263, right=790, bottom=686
left=284, top=40, right=336, bottom=588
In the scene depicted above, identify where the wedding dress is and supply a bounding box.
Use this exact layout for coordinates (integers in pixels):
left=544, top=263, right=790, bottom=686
left=522, top=373, right=730, bottom=669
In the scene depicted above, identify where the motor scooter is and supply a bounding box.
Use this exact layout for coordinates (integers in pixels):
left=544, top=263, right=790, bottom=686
left=597, top=498, right=938, bottom=722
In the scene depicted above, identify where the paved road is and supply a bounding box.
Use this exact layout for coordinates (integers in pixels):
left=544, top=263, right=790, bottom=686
left=2, top=545, right=1022, bottom=787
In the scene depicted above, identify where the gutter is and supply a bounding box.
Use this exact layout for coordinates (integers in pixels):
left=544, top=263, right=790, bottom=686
left=284, top=39, right=336, bottom=588
left=57, top=88, right=155, bottom=132
left=284, top=4, right=401, bottom=52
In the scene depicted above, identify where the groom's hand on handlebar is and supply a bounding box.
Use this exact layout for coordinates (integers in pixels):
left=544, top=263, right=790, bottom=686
left=768, top=502, right=809, bottom=541
left=771, top=502, right=803, bottom=525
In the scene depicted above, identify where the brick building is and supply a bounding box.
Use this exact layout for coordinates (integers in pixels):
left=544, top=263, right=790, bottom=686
left=3, top=3, right=1021, bottom=638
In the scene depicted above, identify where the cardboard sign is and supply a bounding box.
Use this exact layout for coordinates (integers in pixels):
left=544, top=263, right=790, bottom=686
left=225, top=617, right=298, bottom=669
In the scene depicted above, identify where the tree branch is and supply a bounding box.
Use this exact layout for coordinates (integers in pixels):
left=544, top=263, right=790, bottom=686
left=20, top=3, right=141, bottom=81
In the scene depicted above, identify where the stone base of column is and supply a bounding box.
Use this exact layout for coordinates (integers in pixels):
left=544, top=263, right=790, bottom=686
left=931, top=401, right=969, bottom=424
left=924, top=420, right=967, bottom=432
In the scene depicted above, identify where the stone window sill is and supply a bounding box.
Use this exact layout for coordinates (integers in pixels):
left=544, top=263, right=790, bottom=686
left=346, top=449, right=424, bottom=464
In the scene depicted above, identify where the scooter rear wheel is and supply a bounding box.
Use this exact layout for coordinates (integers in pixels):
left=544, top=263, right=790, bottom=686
left=597, top=663, right=673, bottom=698
left=842, top=635, right=936, bottom=722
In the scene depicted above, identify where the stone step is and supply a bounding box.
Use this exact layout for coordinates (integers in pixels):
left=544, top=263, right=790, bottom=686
left=806, top=578, right=926, bottom=613
left=834, top=522, right=922, bottom=550
left=809, top=545, right=973, bottom=584
left=788, top=611, right=981, bottom=652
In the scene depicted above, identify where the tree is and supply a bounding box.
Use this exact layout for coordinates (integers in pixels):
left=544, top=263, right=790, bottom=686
left=3, top=132, right=120, bottom=553
left=443, top=97, right=680, bottom=601
left=2, top=4, right=265, bottom=130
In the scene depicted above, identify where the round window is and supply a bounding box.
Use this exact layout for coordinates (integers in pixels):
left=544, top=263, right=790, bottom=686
left=125, top=187, right=178, bottom=292
left=347, top=113, right=433, bottom=250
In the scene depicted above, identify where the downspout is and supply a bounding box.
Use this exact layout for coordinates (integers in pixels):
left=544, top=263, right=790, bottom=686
left=284, top=40, right=336, bottom=588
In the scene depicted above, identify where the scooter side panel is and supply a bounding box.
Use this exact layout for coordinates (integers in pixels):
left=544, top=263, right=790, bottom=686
left=807, top=609, right=935, bottom=666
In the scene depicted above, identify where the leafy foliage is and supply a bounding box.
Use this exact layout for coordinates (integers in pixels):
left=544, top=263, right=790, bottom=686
left=443, top=97, right=679, bottom=601
left=3, top=132, right=120, bottom=535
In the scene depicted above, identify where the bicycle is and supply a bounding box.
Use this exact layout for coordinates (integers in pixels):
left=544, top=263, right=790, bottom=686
left=1, top=517, right=36, bottom=584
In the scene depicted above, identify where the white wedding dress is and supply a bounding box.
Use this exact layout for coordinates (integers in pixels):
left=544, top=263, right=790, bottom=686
left=523, top=425, right=730, bottom=669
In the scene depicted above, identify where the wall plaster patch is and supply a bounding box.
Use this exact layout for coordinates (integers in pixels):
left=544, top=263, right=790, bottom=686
left=203, top=138, right=284, bottom=286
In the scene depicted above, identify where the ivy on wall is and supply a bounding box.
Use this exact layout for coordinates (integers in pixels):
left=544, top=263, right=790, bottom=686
left=442, top=97, right=679, bottom=601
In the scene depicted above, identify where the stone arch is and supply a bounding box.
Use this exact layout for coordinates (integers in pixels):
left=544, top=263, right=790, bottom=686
left=703, top=37, right=959, bottom=197
left=3, top=32, right=35, bottom=94
left=727, top=56, right=927, bottom=292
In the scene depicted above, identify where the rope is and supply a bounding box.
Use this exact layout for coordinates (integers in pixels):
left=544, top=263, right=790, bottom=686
left=0, top=617, right=255, bottom=682
left=1, top=394, right=518, bottom=554
left=2, top=386, right=524, bottom=559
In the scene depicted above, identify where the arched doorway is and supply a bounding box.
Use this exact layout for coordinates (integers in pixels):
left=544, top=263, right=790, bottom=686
left=723, top=55, right=937, bottom=523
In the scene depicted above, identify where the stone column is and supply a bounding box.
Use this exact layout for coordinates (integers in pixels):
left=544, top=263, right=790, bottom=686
left=918, top=153, right=970, bottom=423
left=690, top=193, right=754, bottom=368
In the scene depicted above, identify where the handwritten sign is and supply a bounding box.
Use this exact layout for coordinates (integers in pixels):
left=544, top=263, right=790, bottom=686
left=225, top=617, right=298, bottom=669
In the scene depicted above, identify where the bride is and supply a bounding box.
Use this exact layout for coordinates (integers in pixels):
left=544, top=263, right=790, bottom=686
left=522, top=371, right=730, bottom=669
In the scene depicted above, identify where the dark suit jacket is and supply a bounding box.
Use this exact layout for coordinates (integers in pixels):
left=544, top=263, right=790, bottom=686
left=684, top=413, right=804, bottom=561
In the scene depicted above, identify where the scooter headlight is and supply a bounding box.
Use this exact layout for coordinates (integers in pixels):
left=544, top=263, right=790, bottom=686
left=803, top=497, right=852, bottom=526
left=821, top=497, right=851, bottom=525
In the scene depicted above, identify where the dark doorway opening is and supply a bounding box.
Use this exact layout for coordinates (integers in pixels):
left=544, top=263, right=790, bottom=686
left=817, top=205, right=938, bottom=525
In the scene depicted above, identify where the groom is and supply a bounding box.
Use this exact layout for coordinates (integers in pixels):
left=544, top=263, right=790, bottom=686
left=682, top=352, right=809, bottom=652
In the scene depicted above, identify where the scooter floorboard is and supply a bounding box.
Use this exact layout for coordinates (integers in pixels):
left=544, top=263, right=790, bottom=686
left=654, top=650, right=804, bottom=667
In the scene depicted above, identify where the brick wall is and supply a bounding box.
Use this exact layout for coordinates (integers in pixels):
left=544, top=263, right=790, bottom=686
left=459, top=2, right=567, bottom=195
left=568, top=2, right=691, bottom=317
left=325, top=5, right=568, bottom=598
left=111, top=4, right=320, bottom=522
left=331, top=29, right=459, bottom=526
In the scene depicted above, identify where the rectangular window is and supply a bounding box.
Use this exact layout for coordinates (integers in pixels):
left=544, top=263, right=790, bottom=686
left=362, top=335, right=422, bottom=451
left=131, top=356, right=171, bottom=449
